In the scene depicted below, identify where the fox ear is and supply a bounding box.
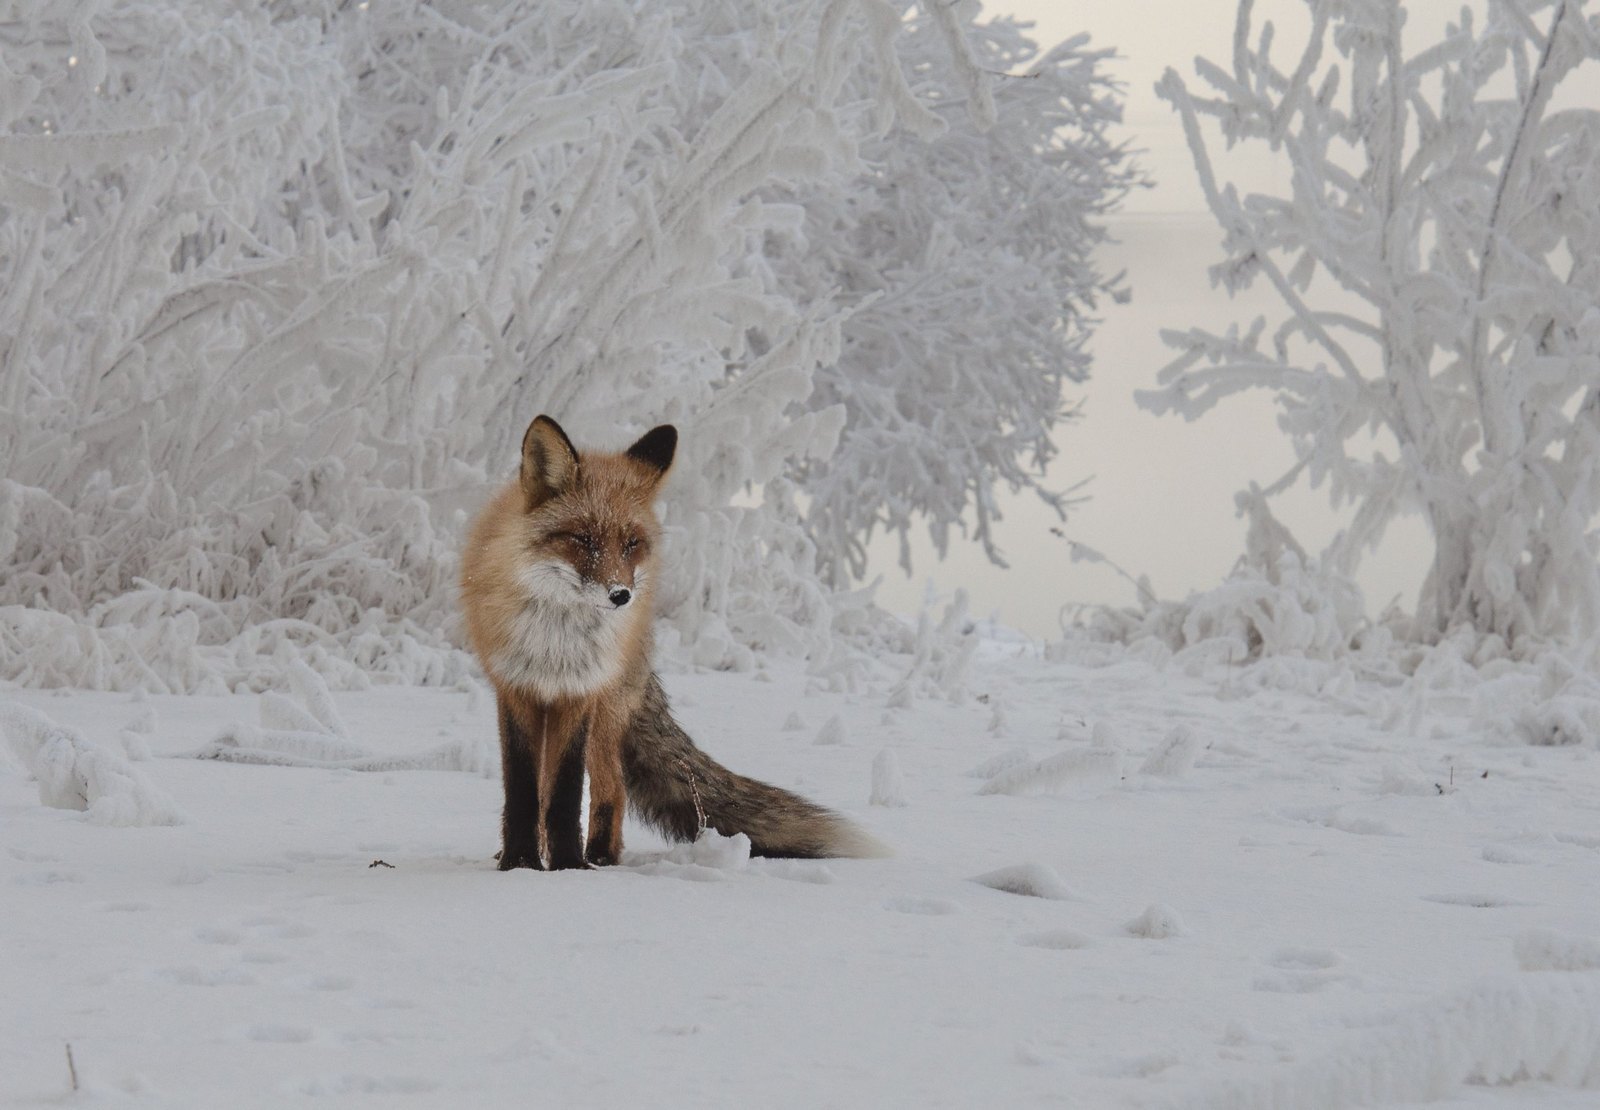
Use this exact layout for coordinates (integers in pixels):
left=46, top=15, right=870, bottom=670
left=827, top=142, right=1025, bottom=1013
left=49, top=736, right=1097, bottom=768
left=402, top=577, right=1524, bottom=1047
left=520, top=415, right=579, bottom=509
left=625, top=424, right=676, bottom=479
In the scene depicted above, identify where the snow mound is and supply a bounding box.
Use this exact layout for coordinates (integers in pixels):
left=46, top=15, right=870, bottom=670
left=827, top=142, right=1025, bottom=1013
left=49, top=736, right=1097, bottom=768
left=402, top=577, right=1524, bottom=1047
left=870, top=748, right=907, bottom=807
left=1179, top=976, right=1600, bottom=1109
left=965, top=746, right=1031, bottom=778
left=189, top=665, right=493, bottom=774
left=1, top=701, right=185, bottom=826
left=1126, top=903, right=1186, bottom=939
left=662, top=830, right=753, bottom=871
left=813, top=714, right=846, bottom=746
left=975, top=749, right=1119, bottom=796
left=970, top=863, right=1077, bottom=901
left=633, top=831, right=753, bottom=880
left=1513, top=694, right=1600, bottom=747
left=1140, top=725, right=1200, bottom=777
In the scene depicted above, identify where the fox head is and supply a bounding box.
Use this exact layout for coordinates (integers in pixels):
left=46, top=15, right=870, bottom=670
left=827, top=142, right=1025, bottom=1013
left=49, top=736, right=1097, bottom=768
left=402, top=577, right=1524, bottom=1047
left=514, top=414, right=677, bottom=614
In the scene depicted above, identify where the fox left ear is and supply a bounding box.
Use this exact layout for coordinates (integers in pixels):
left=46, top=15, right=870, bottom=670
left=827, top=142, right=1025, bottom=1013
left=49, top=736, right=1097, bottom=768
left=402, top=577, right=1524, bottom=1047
left=521, top=414, right=579, bottom=510
left=626, top=424, right=676, bottom=478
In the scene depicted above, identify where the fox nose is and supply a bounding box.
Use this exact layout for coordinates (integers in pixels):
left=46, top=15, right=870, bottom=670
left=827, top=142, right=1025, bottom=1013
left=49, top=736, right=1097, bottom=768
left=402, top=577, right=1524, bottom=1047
left=608, top=587, right=632, bottom=608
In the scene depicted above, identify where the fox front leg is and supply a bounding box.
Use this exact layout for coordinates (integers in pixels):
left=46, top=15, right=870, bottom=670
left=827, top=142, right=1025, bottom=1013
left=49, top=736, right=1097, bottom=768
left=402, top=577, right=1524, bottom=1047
left=539, top=708, right=589, bottom=871
left=584, top=705, right=628, bottom=867
left=496, top=694, right=543, bottom=871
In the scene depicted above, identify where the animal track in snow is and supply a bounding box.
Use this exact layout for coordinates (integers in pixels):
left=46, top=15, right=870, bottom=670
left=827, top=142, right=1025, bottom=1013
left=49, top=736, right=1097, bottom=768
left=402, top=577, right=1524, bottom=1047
left=1481, top=845, right=1536, bottom=864
left=8, top=847, right=62, bottom=863
left=1017, top=928, right=1092, bottom=951
left=1267, top=947, right=1340, bottom=971
left=1253, top=971, right=1341, bottom=994
left=247, top=1024, right=314, bottom=1044
left=754, top=859, right=835, bottom=884
left=293, top=1074, right=436, bottom=1096
left=1553, top=831, right=1600, bottom=850
left=1280, top=805, right=1400, bottom=837
left=267, top=921, right=316, bottom=940
left=1514, top=928, right=1600, bottom=971
left=1421, top=892, right=1531, bottom=909
left=153, top=965, right=257, bottom=987
left=884, top=895, right=961, bottom=916
left=303, top=974, right=356, bottom=992
left=240, top=950, right=288, bottom=965
left=14, top=870, right=84, bottom=885
left=1095, top=1053, right=1181, bottom=1079
left=193, top=926, right=244, bottom=945
left=1267, top=946, right=1344, bottom=972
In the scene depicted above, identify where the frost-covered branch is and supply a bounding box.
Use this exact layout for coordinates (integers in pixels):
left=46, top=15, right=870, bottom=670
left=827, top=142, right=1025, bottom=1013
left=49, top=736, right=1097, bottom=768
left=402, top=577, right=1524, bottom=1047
left=0, top=0, right=1131, bottom=688
left=1144, top=0, right=1600, bottom=651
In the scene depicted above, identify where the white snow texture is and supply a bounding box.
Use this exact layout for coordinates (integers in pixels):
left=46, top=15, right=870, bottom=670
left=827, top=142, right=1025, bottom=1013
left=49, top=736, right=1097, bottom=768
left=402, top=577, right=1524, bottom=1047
left=1184, top=976, right=1600, bottom=1110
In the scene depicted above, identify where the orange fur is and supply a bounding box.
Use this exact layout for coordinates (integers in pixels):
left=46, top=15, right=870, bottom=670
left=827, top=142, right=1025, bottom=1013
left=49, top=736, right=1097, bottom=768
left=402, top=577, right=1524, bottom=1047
left=460, top=416, right=674, bottom=869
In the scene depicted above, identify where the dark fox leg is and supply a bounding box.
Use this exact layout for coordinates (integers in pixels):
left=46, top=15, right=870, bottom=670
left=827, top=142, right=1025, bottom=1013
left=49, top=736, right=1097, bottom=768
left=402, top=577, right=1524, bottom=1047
left=497, top=693, right=543, bottom=871
left=541, top=712, right=589, bottom=871
left=585, top=796, right=622, bottom=867
left=584, top=705, right=628, bottom=867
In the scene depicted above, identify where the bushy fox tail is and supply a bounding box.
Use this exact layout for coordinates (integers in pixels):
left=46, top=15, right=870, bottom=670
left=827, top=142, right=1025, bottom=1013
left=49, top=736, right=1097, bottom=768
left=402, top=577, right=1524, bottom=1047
left=622, top=674, right=889, bottom=859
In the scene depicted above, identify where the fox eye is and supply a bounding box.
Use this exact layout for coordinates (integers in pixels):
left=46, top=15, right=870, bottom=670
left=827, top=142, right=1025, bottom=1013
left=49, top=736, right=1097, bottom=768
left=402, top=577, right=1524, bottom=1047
left=547, top=531, right=594, bottom=552
left=623, top=536, right=642, bottom=556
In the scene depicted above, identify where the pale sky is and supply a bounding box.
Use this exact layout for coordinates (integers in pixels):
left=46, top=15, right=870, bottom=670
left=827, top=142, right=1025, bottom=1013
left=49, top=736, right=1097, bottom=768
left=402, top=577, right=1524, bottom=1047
left=984, top=0, right=1481, bottom=212
left=865, top=1, right=1484, bottom=634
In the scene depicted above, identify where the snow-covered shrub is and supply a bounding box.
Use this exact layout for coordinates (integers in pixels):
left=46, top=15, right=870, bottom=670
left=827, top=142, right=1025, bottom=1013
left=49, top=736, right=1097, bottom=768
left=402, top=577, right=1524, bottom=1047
left=776, top=17, right=1136, bottom=582
left=1191, top=975, right=1600, bottom=1108
left=1144, top=0, right=1600, bottom=651
left=1, top=702, right=186, bottom=825
left=0, top=1, right=1130, bottom=689
left=1066, top=488, right=1367, bottom=663
left=192, top=661, right=497, bottom=773
left=1505, top=648, right=1600, bottom=746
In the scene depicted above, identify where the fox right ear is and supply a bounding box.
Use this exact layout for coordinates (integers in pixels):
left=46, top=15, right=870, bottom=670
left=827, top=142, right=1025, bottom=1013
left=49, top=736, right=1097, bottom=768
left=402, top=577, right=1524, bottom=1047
left=520, top=415, right=579, bottom=509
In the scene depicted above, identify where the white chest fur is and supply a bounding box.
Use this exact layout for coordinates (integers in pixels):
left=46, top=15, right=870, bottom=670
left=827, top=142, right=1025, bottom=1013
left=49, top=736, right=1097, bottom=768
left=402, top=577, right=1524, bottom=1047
left=489, top=562, right=630, bottom=699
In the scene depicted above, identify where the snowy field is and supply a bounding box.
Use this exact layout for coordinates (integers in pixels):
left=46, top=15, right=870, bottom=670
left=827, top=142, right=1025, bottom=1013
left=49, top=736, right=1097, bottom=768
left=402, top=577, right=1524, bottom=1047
left=7, top=635, right=1600, bottom=1109
left=8, top=2, right=1600, bottom=1107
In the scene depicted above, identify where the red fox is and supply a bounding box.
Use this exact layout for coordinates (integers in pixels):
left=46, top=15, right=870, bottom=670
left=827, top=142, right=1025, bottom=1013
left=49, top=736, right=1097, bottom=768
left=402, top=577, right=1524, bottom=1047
left=460, top=414, right=886, bottom=870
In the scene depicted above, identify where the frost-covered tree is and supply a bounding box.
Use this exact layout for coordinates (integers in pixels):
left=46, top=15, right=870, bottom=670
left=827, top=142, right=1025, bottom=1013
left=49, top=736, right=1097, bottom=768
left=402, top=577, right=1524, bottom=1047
left=1144, top=0, right=1600, bottom=650
left=774, top=16, right=1134, bottom=583
left=0, top=1, right=1130, bottom=689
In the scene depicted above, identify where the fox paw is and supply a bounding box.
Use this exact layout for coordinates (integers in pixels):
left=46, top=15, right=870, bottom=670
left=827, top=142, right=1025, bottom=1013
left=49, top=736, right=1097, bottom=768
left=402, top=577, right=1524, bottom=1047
left=495, top=849, right=543, bottom=871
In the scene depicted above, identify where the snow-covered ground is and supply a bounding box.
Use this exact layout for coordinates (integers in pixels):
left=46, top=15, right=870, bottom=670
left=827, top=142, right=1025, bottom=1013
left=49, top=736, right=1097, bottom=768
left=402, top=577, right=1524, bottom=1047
left=6, top=636, right=1600, bottom=1108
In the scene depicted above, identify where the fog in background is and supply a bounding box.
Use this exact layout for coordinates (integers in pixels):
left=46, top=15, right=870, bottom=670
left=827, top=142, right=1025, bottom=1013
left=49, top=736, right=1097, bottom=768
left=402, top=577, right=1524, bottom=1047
left=863, top=1, right=1472, bottom=636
